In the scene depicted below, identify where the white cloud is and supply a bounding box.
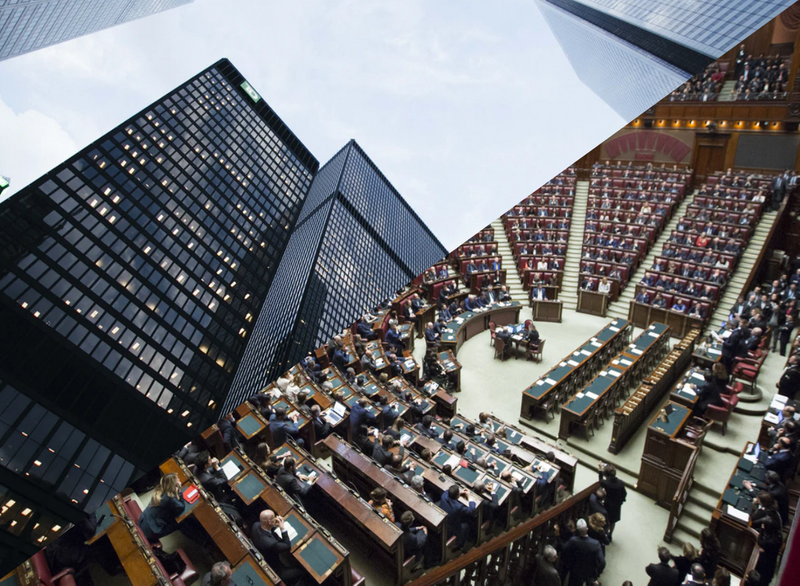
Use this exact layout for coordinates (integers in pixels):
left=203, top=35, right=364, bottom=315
left=0, top=94, right=78, bottom=202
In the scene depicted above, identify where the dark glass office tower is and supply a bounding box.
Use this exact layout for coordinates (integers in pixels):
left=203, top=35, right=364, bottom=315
left=534, top=0, right=796, bottom=120
left=0, top=0, right=194, bottom=61
left=0, top=58, right=317, bottom=570
left=225, top=140, right=448, bottom=413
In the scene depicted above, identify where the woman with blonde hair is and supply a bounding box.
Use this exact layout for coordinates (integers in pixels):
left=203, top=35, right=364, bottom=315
left=587, top=512, right=609, bottom=551
left=671, top=541, right=698, bottom=577
left=369, top=487, right=395, bottom=522
left=138, top=473, right=185, bottom=542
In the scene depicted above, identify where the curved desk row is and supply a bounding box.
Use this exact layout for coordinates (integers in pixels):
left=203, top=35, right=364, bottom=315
left=440, top=301, right=522, bottom=355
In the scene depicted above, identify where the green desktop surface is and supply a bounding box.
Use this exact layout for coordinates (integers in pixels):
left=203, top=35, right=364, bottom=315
left=595, top=320, right=624, bottom=342
left=274, top=446, right=295, bottom=460
left=0, top=574, right=19, bottom=586
left=236, top=471, right=267, bottom=501
left=274, top=399, right=290, bottom=412
left=362, top=383, right=380, bottom=396
left=454, top=466, right=481, bottom=484
left=231, top=561, right=270, bottom=586
left=565, top=375, right=615, bottom=415
left=650, top=403, right=689, bottom=436
left=433, top=451, right=451, bottom=467
left=286, top=512, right=310, bottom=544
left=504, top=428, right=523, bottom=444
left=524, top=363, right=573, bottom=399
left=329, top=376, right=343, bottom=387
left=631, top=323, right=668, bottom=351
left=299, top=535, right=338, bottom=576
left=238, top=413, right=262, bottom=437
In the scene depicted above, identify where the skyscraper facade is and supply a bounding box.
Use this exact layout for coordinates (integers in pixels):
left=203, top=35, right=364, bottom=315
left=535, top=0, right=797, bottom=120
left=225, top=140, right=448, bottom=413
left=0, top=0, right=193, bottom=61
left=0, top=58, right=317, bottom=571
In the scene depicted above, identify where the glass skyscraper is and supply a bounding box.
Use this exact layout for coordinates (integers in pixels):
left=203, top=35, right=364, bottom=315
left=0, top=58, right=317, bottom=571
left=0, top=0, right=193, bottom=61
left=225, top=140, right=448, bottom=413
left=535, top=0, right=797, bottom=120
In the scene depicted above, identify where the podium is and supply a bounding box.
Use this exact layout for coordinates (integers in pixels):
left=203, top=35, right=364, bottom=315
left=578, top=290, right=608, bottom=317
left=532, top=299, right=562, bottom=322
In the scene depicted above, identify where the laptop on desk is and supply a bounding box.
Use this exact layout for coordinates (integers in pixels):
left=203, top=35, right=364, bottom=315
left=325, top=402, right=347, bottom=426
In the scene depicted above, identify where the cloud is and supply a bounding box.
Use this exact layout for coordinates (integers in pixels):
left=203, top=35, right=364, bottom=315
left=0, top=94, right=77, bottom=202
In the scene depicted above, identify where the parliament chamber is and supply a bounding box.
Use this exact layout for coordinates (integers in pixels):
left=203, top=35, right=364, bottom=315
left=9, top=16, right=800, bottom=586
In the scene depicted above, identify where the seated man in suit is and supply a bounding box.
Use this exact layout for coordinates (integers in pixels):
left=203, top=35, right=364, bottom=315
left=495, top=325, right=512, bottom=358
left=416, top=415, right=440, bottom=439
left=634, top=290, right=650, bottom=304
left=276, top=457, right=315, bottom=503
left=251, top=510, right=306, bottom=586
left=356, top=318, right=378, bottom=341
left=331, top=343, right=352, bottom=372
left=672, top=298, right=688, bottom=313
left=309, top=405, right=332, bottom=440
left=438, top=485, right=477, bottom=551
left=195, top=451, right=232, bottom=503
left=424, top=321, right=441, bottom=346
left=373, top=434, right=403, bottom=466
left=385, top=323, right=406, bottom=353
left=497, top=286, right=512, bottom=302
left=651, top=293, right=667, bottom=308
left=766, top=437, right=794, bottom=479
left=270, top=408, right=304, bottom=448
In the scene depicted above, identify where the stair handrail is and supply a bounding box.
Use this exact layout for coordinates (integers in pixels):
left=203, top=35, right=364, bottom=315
left=740, top=196, right=790, bottom=299
left=664, top=446, right=700, bottom=542
left=406, top=482, right=601, bottom=586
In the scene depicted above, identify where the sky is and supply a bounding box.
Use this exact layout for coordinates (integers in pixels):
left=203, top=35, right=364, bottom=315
left=0, top=0, right=627, bottom=250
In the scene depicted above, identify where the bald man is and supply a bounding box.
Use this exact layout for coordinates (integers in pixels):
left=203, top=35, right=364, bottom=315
left=202, top=562, right=232, bottom=586
left=251, top=510, right=305, bottom=586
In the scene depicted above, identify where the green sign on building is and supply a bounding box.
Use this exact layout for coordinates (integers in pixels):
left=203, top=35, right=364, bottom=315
left=240, top=81, right=261, bottom=103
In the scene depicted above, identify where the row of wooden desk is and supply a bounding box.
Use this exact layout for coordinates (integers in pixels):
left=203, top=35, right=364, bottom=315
left=629, top=301, right=706, bottom=339
left=440, top=301, right=522, bottom=356
left=609, top=329, right=699, bottom=453
left=520, top=319, right=632, bottom=421
left=558, top=323, right=672, bottom=441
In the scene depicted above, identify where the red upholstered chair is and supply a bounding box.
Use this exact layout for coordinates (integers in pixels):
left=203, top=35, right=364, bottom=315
left=705, top=394, right=738, bottom=435
left=31, top=551, right=76, bottom=586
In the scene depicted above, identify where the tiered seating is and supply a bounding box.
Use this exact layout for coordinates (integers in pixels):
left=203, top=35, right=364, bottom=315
left=633, top=169, right=780, bottom=324
left=505, top=169, right=577, bottom=292
left=582, top=163, right=690, bottom=299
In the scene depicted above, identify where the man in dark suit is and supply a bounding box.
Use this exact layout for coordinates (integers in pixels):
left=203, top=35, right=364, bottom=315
left=772, top=173, right=786, bottom=211
left=356, top=319, right=377, bottom=341
left=646, top=547, right=680, bottom=586
left=562, top=518, right=605, bottom=586
left=721, top=322, right=746, bottom=373
left=195, top=451, right=229, bottom=497
left=276, top=457, right=314, bottom=503
left=251, top=509, right=306, bottom=586
left=349, top=398, right=375, bottom=438
left=424, top=322, right=441, bottom=346
left=217, top=413, right=244, bottom=452
left=270, top=408, right=303, bottom=448
left=416, top=415, right=440, bottom=439
left=438, top=485, right=477, bottom=550
left=309, top=405, right=331, bottom=440
left=598, top=463, right=627, bottom=538
left=534, top=545, right=561, bottom=586
left=399, top=511, right=428, bottom=565
left=778, top=355, right=800, bottom=399
left=372, top=434, right=402, bottom=466
left=765, top=437, right=794, bottom=479
left=201, top=562, right=232, bottom=586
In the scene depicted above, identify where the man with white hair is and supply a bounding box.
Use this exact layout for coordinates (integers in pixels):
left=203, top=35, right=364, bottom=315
left=202, top=562, right=232, bottom=586
left=561, top=518, right=605, bottom=586
left=534, top=545, right=560, bottom=586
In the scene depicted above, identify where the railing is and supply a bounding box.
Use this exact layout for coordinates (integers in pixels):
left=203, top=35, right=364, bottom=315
left=740, top=195, right=791, bottom=297
left=406, top=483, right=600, bottom=586
left=664, top=448, right=699, bottom=542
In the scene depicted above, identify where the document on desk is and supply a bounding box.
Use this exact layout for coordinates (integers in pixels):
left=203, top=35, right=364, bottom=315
left=764, top=412, right=780, bottom=424
left=545, top=378, right=557, bottom=385
left=691, top=372, right=705, bottom=381
left=726, top=505, right=750, bottom=523
left=585, top=392, right=599, bottom=400
left=681, top=384, right=696, bottom=396
left=647, top=332, right=659, bottom=338
left=284, top=521, right=299, bottom=542
left=708, top=348, right=721, bottom=355
left=590, top=341, right=602, bottom=348
left=222, top=461, right=240, bottom=480
left=772, top=394, right=788, bottom=405
left=600, top=371, right=608, bottom=377
left=535, top=380, right=545, bottom=386
left=445, top=454, right=461, bottom=469
left=628, top=348, right=643, bottom=355
left=619, top=358, right=632, bottom=366
left=580, top=349, right=592, bottom=356
left=575, top=393, right=585, bottom=399
left=560, top=362, right=567, bottom=367
left=609, top=326, right=620, bottom=332
left=607, top=370, right=621, bottom=378
left=568, top=360, right=580, bottom=367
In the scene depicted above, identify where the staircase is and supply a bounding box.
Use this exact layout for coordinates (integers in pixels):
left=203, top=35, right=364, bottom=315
left=705, top=209, right=779, bottom=330
left=605, top=193, right=697, bottom=320
left=560, top=181, right=589, bottom=310
left=491, top=219, right=527, bottom=303
left=718, top=80, right=738, bottom=102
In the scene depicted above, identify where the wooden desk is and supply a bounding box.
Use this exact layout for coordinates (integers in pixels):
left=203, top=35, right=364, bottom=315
left=628, top=301, right=705, bottom=339
left=638, top=402, right=702, bottom=507
left=709, top=442, right=767, bottom=576
left=578, top=290, right=608, bottom=317
left=610, top=330, right=697, bottom=454
left=230, top=558, right=279, bottom=586
left=106, top=497, right=171, bottom=586
left=532, top=299, right=563, bottom=322
left=520, top=319, right=631, bottom=420
left=440, top=302, right=522, bottom=355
